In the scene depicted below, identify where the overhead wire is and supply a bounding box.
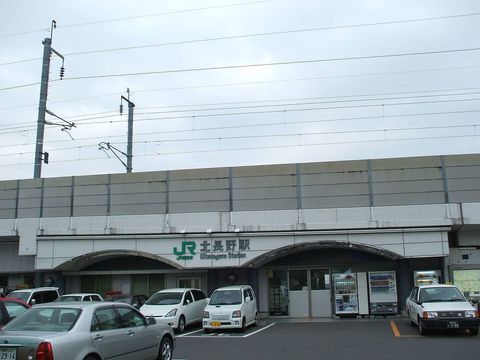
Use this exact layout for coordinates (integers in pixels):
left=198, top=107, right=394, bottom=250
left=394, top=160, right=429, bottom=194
left=57, top=47, right=480, bottom=81
left=2, top=10, right=480, bottom=66
left=2, top=108, right=480, bottom=152
left=0, top=0, right=278, bottom=39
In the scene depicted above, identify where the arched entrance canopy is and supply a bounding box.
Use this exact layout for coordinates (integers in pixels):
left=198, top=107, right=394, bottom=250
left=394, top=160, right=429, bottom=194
left=54, top=249, right=182, bottom=271
left=244, top=240, right=403, bottom=268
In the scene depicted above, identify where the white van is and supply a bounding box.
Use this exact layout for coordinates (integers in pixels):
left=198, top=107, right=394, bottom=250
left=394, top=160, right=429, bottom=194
left=202, top=285, right=258, bottom=332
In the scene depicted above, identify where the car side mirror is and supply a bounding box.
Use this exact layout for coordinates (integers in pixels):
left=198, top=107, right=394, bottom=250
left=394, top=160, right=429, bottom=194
left=147, top=317, right=156, bottom=325
left=185, top=299, right=191, bottom=305
left=246, top=296, right=251, bottom=303
left=30, top=299, right=36, bottom=306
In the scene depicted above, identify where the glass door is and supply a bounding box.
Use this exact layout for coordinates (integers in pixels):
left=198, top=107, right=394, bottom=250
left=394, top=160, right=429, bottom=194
left=268, top=270, right=289, bottom=316
left=288, top=269, right=309, bottom=317
left=310, top=269, right=331, bottom=317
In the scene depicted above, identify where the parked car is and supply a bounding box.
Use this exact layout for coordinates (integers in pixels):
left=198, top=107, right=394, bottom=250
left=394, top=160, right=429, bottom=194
left=0, top=302, right=175, bottom=360
left=140, top=288, right=208, bottom=333
left=5, top=287, right=60, bottom=305
left=104, top=293, right=148, bottom=309
left=56, top=293, right=104, bottom=302
left=202, top=285, right=258, bottom=332
left=406, top=284, right=480, bottom=336
left=0, top=298, right=30, bottom=328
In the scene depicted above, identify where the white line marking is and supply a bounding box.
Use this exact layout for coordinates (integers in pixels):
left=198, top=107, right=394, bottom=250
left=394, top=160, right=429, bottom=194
left=177, top=329, right=203, bottom=337
left=243, top=322, right=276, bottom=337
left=178, top=323, right=276, bottom=338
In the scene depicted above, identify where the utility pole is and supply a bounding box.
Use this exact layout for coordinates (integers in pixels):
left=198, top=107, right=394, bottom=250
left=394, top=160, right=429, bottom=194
left=33, top=20, right=65, bottom=178
left=99, top=89, right=135, bottom=173
left=121, top=89, right=135, bottom=173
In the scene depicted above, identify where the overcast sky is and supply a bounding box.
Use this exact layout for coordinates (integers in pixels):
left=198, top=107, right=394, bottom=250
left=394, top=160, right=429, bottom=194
left=1, top=0, right=479, bottom=181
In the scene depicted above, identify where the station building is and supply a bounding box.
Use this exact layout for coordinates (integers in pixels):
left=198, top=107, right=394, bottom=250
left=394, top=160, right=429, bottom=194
left=1, top=154, right=479, bottom=318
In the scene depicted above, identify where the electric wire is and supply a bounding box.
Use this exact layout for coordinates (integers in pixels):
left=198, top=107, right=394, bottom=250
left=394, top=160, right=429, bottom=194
left=58, top=47, right=480, bottom=81
left=0, top=0, right=277, bottom=39
left=2, top=108, right=480, bottom=152
left=1, top=91, right=480, bottom=135
left=1, top=132, right=477, bottom=167
left=2, top=10, right=480, bottom=65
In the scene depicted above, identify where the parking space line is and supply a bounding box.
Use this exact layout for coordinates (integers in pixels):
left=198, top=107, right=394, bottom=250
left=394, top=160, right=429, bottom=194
left=390, top=320, right=401, bottom=337
left=243, top=322, right=276, bottom=337
left=177, top=323, right=276, bottom=338
left=177, top=329, right=203, bottom=337
left=389, top=320, right=421, bottom=338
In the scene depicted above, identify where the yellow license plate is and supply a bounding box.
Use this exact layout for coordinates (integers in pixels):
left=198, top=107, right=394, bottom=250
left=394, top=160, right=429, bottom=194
left=210, top=321, right=221, bottom=327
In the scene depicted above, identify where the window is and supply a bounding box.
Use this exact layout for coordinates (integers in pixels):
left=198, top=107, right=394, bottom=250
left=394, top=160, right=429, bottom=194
left=91, top=295, right=102, bottom=301
left=42, top=291, right=59, bottom=303
left=92, top=308, right=119, bottom=331
left=192, top=290, right=206, bottom=301
left=116, top=307, right=146, bottom=328
left=289, top=270, right=308, bottom=291
left=4, top=302, right=28, bottom=317
left=184, top=291, right=193, bottom=304
left=247, top=288, right=255, bottom=300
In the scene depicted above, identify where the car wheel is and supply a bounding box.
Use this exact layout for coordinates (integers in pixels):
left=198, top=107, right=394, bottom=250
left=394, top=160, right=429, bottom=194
left=176, top=315, right=186, bottom=333
left=157, top=336, right=173, bottom=360
left=240, top=317, right=246, bottom=333
left=418, top=317, right=427, bottom=336
left=254, top=312, right=259, bottom=326
left=468, top=328, right=479, bottom=336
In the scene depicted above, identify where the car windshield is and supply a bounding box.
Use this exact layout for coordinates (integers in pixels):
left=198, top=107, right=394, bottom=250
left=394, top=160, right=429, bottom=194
left=209, top=290, right=242, bottom=305
left=56, top=296, right=82, bottom=302
left=146, top=292, right=183, bottom=305
left=418, top=287, right=466, bottom=303
left=6, top=291, right=30, bottom=302
left=4, top=307, right=81, bottom=332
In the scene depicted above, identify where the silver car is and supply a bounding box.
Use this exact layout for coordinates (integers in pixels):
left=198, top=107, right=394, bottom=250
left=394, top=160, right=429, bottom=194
left=0, top=302, right=175, bottom=360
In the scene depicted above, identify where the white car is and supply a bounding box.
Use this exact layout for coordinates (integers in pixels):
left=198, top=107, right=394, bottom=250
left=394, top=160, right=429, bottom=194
left=406, top=284, right=479, bottom=336
left=55, top=293, right=104, bottom=302
left=202, top=285, right=258, bottom=332
left=140, top=288, right=208, bottom=333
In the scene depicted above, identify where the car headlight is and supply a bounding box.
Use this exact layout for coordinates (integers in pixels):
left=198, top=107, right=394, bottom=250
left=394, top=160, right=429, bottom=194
left=164, top=309, right=177, bottom=317
left=203, top=310, right=210, bottom=318
left=232, top=310, right=241, bottom=318
left=422, top=311, right=438, bottom=319
left=465, top=310, right=479, bottom=318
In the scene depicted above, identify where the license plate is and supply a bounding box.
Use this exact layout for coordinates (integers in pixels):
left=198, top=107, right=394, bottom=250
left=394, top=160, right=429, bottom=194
left=447, top=321, right=459, bottom=329
left=0, top=347, right=16, bottom=360
left=210, top=322, right=221, bottom=327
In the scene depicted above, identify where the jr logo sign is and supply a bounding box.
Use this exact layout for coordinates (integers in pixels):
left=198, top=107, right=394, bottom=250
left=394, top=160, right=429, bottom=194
left=173, top=241, right=196, bottom=260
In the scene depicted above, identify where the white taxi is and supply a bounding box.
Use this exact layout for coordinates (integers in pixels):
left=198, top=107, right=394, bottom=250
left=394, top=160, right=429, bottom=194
left=406, top=284, right=479, bottom=336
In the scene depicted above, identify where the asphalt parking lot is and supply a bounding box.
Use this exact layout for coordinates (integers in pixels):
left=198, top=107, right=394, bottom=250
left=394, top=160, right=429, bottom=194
left=173, top=318, right=479, bottom=360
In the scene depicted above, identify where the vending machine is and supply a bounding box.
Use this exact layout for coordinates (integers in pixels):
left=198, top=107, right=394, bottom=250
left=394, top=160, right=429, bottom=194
left=413, top=270, right=442, bottom=286
left=368, top=271, right=398, bottom=315
left=333, top=273, right=358, bottom=316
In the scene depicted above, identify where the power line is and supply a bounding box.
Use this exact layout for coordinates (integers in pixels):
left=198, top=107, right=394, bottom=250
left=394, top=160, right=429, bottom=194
left=62, top=11, right=480, bottom=57
left=2, top=108, right=480, bottom=151
left=1, top=95, right=480, bottom=137
left=0, top=0, right=277, bottom=39
left=59, top=47, right=480, bottom=81
left=1, top=131, right=477, bottom=166
left=3, top=10, right=480, bottom=66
